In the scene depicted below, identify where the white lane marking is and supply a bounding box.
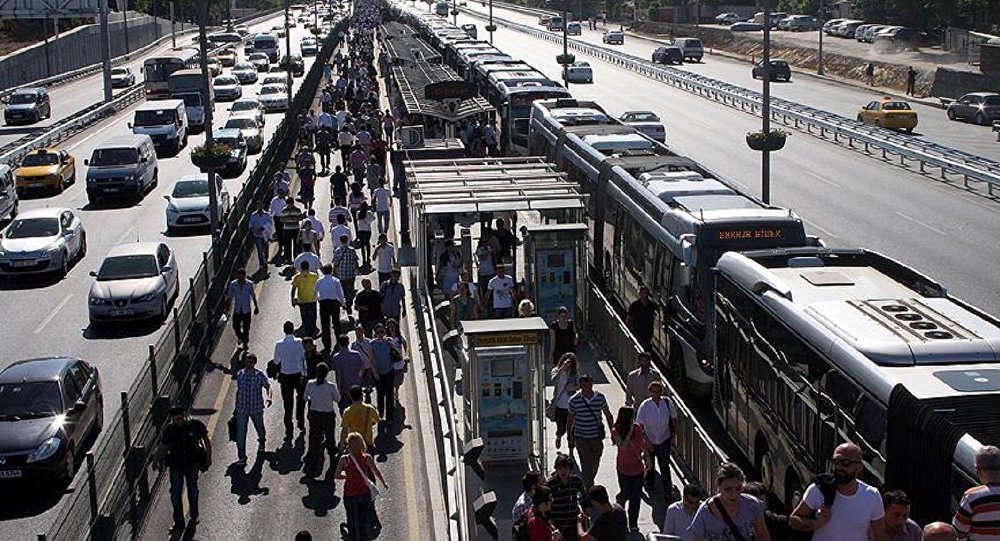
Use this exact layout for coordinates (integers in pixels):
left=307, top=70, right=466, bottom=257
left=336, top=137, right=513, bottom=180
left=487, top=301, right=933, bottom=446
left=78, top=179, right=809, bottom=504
left=804, top=219, right=838, bottom=240
left=34, top=294, right=74, bottom=334
left=116, top=226, right=136, bottom=244
left=807, top=171, right=841, bottom=188
left=895, top=211, right=947, bottom=236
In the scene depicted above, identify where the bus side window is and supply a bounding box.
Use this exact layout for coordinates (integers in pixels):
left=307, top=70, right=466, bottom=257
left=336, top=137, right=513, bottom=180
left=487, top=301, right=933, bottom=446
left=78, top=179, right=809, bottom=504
left=853, top=395, right=887, bottom=452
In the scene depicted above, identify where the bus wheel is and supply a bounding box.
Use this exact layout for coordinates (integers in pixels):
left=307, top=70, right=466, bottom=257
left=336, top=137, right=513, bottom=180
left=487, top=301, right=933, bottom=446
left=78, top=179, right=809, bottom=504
left=755, top=435, right=774, bottom=490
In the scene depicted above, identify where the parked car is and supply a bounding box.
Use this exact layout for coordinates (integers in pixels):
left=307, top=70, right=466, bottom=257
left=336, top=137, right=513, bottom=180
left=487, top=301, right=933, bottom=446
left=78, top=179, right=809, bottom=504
left=87, top=242, right=179, bottom=326
left=232, top=62, right=259, bottom=84
left=602, top=30, right=624, bottom=44
left=0, top=357, right=103, bottom=482
left=715, top=12, right=741, bottom=24
left=212, top=129, right=248, bottom=177
left=110, top=67, right=136, bottom=88
left=3, top=88, right=51, bottom=125
left=946, top=92, right=1000, bottom=125
left=14, top=148, right=76, bottom=195
left=224, top=115, right=264, bottom=154
left=752, top=59, right=792, bottom=82
left=730, top=21, right=764, bottom=32
left=229, top=98, right=266, bottom=127
left=565, top=61, right=593, bottom=83
left=857, top=97, right=918, bottom=132
left=566, top=22, right=581, bottom=35
left=823, top=18, right=847, bottom=34
left=779, top=15, right=818, bottom=31
left=652, top=46, right=683, bottom=65
left=834, top=20, right=864, bottom=37
left=874, top=26, right=914, bottom=43
left=619, top=110, right=666, bottom=143
left=0, top=207, right=86, bottom=278
left=164, top=174, right=230, bottom=234
left=213, top=75, right=243, bottom=102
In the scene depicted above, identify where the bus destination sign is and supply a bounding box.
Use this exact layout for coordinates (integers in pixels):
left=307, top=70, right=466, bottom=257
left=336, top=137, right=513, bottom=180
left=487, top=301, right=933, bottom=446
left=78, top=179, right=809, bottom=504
left=717, top=228, right=787, bottom=242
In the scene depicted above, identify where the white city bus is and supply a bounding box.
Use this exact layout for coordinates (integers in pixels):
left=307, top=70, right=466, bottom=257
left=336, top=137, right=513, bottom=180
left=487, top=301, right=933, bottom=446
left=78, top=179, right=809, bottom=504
left=143, top=48, right=200, bottom=99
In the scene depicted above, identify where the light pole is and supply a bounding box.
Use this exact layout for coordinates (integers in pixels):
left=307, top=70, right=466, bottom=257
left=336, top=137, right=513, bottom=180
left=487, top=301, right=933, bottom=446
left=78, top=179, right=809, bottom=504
left=452, top=0, right=457, bottom=26
left=817, top=5, right=825, bottom=75
left=488, top=0, right=493, bottom=44
left=198, top=0, right=220, bottom=240
left=169, top=0, right=176, bottom=47
left=562, top=3, right=570, bottom=89
left=761, top=0, right=772, bottom=203
left=123, top=0, right=131, bottom=54
left=285, top=0, right=293, bottom=103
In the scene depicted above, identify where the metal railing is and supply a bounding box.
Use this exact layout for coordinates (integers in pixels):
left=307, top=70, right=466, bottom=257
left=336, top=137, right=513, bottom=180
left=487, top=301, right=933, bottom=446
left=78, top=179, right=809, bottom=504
left=462, top=8, right=1000, bottom=195
left=586, top=281, right=728, bottom=493
left=37, top=20, right=349, bottom=541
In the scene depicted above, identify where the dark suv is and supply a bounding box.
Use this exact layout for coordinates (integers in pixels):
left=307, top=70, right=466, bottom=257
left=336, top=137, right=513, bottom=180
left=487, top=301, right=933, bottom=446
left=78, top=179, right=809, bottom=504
left=3, top=88, right=51, bottom=125
left=752, top=59, right=792, bottom=82
left=652, top=46, right=684, bottom=65
left=0, top=357, right=103, bottom=482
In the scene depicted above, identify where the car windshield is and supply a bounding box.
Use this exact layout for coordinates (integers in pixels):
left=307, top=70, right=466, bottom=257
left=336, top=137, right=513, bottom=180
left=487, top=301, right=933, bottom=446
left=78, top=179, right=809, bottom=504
left=234, top=63, right=254, bottom=71
left=0, top=381, right=63, bottom=418
left=260, top=86, right=282, bottom=95
left=134, top=109, right=177, bottom=126
left=214, top=76, right=238, bottom=86
left=97, top=254, right=159, bottom=280
left=231, top=101, right=259, bottom=112
left=882, top=101, right=911, bottom=111
left=112, top=68, right=129, bottom=76
left=5, top=218, right=59, bottom=239
left=90, top=148, right=138, bottom=166
left=985, top=96, right=1000, bottom=106
left=225, top=118, right=256, bottom=129
left=264, top=77, right=285, bottom=85
left=626, top=112, right=659, bottom=122
left=172, top=179, right=209, bottom=198
left=9, top=93, right=37, bottom=105
left=22, top=152, right=60, bottom=166
left=216, top=136, right=243, bottom=148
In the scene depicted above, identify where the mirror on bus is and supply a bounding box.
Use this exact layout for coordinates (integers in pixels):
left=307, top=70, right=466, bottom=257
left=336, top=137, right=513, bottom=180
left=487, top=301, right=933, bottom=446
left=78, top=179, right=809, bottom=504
left=677, top=262, right=691, bottom=287
left=679, top=233, right=695, bottom=267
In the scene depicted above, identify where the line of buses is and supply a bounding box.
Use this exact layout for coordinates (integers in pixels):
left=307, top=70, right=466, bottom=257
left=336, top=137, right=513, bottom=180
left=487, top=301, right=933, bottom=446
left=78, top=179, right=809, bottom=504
left=387, top=1, right=1000, bottom=523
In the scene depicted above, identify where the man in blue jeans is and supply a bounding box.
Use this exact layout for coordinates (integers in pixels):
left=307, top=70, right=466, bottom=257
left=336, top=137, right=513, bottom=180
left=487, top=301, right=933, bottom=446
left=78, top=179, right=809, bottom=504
left=248, top=204, right=273, bottom=274
left=233, top=353, right=272, bottom=466
left=635, top=380, right=676, bottom=501
left=154, top=405, right=212, bottom=535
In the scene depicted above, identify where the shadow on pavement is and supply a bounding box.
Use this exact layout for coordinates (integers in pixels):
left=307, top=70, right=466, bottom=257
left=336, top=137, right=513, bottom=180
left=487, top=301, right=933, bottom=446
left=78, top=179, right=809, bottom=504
left=268, top=433, right=306, bottom=475
left=0, top=481, right=65, bottom=520
left=300, top=472, right=340, bottom=516
left=226, top=456, right=270, bottom=505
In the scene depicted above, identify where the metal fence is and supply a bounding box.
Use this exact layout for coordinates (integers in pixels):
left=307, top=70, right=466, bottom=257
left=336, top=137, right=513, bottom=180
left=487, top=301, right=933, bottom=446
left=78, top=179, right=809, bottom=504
left=462, top=7, right=1000, bottom=195
left=36, top=19, right=350, bottom=541
left=586, top=281, right=728, bottom=494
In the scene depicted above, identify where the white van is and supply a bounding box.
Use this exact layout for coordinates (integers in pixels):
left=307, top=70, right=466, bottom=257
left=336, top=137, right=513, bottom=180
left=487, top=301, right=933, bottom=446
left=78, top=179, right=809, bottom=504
left=672, top=37, right=704, bottom=62
left=253, top=34, right=280, bottom=62
left=129, top=100, right=188, bottom=156
left=0, top=164, right=18, bottom=221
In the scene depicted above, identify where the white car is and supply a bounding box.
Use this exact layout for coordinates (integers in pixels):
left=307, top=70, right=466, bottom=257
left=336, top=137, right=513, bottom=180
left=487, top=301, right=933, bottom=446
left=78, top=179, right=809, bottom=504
left=715, top=12, right=742, bottom=24
left=271, top=24, right=286, bottom=38
left=229, top=98, right=265, bottom=127
left=257, top=84, right=289, bottom=112
left=164, top=174, right=231, bottom=234
left=231, top=62, right=259, bottom=84
left=300, top=38, right=319, bottom=56
left=213, top=75, right=242, bottom=101
left=110, top=67, right=136, bottom=88
left=262, top=73, right=291, bottom=87
left=0, top=207, right=86, bottom=279
left=248, top=53, right=271, bottom=72
left=224, top=115, right=264, bottom=154
left=619, top=110, right=667, bottom=143
left=565, top=61, right=593, bottom=83
left=88, top=242, right=179, bottom=326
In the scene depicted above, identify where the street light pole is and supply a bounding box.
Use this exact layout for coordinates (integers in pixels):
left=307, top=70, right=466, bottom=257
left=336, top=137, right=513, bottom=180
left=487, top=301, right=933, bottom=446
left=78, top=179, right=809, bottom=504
left=817, top=8, right=825, bottom=75
left=198, top=0, right=220, bottom=240
left=285, top=0, right=293, bottom=103
left=488, top=0, right=493, bottom=44
left=452, top=0, right=457, bottom=26
left=761, top=0, right=771, bottom=204
left=123, top=0, right=130, bottom=54
left=562, top=4, right=569, bottom=89
left=169, top=0, right=176, bottom=47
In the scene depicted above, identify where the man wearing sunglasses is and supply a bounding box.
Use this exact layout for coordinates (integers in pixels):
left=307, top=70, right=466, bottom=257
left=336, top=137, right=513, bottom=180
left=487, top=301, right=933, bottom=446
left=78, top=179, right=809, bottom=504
left=791, top=442, right=886, bottom=541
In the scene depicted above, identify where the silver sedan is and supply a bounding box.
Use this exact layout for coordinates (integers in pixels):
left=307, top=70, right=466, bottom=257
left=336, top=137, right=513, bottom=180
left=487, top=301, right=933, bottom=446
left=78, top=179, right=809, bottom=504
left=0, top=207, right=86, bottom=279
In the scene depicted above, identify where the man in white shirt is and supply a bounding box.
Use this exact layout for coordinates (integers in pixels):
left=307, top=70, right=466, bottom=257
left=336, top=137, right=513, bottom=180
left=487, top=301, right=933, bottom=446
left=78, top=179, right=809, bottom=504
left=293, top=245, right=322, bottom=276
left=303, top=362, right=341, bottom=478
left=371, top=180, right=392, bottom=235
left=335, top=109, right=350, bottom=131
left=487, top=265, right=515, bottom=318
left=315, top=264, right=346, bottom=351
left=248, top=204, right=274, bottom=273
left=661, top=484, right=701, bottom=541
left=373, top=234, right=396, bottom=285
left=316, top=110, right=335, bottom=131
left=305, top=208, right=324, bottom=244
left=273, top=321, right=308, bottom=439
left=625, top=352, right=661, bottom=407
left=330, top=213, right=353, bottom=244
left=791, top=442, right=886, bottom=541
left=635, top=380, right=676, bottom=501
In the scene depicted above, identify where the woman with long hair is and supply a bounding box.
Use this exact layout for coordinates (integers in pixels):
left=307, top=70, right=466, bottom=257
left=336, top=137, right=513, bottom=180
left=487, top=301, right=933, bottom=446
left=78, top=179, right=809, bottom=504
left=611, top=406, right=651, bottom=532
left=335, top=432, right=388, bottom=541
left=549, top=353, right=579, bottom=452
left=355, top=202, right=375, bottom=266
left=348, top=181, right=367, bottom=224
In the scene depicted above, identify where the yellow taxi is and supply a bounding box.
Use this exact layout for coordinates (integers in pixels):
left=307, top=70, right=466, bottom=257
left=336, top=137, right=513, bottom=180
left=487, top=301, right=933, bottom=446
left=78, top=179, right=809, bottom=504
left=857, top=97, right=918, bottom=132
left=216, top=48, right=238, bottom=67
left=15, top=147, right=76, bottom=194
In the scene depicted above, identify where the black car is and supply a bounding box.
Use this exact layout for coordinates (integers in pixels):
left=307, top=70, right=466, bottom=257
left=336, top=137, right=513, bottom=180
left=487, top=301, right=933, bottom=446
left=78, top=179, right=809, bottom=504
left=752, top=59, right=792, bottom=82
left=652, top=46, right=683, bottom=65
left=0, top=357, right=103, bottom=482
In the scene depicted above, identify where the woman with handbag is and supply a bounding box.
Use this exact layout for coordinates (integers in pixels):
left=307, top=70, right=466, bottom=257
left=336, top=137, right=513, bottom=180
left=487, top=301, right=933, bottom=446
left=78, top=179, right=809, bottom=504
left=385, top=318, right=408, bottom=406
left=611, top=406, right=650, bottom=532
left=549, top=353, right=579, bottom=451
left=688, top=462, right=770, bottom=541
left=335, top=432, right=388, bottom=541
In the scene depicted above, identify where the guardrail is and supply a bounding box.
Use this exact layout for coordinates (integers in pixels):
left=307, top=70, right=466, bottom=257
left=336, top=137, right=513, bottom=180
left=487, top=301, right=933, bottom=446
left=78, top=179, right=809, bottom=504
left=462, top=7, right=1000, bottom=195
left=37, top=19, right=349, bottom=541
left=0, top=7, right=284, bottom=100
left=586, top=281, right=728, bottom=495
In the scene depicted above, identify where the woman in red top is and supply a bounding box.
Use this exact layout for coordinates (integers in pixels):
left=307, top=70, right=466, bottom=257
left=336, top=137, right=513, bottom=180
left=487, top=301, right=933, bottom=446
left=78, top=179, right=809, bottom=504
left=526, top=486, right=566, bottom=541
left=611, top=406, right=651, bottom=532
left=335, top=432, right=388, bottom=541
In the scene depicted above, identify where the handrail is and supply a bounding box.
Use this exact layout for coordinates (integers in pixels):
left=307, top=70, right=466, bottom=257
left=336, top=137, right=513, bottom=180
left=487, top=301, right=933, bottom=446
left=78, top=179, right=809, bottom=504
left=461, top=7, right=1000, bottom=196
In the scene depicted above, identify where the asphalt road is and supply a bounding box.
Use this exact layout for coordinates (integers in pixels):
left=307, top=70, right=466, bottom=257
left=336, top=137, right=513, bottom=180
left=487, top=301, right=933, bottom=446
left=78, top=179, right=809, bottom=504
left=0, top=18, right=324, bottom=540
left=0, top=16, right=292, bottom=148
left=451, top=8, right=1000, bottom=316
left=461, top=3, right=1000, bottom=162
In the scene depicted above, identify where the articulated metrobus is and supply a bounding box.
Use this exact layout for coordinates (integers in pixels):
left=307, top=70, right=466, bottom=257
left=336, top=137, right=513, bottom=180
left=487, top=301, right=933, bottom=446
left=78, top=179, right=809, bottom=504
left=713, top=247, right=1000, bottom=522
left=529, top=97, right=816, bottom=394
left=143, top=48, right=200, bottom=99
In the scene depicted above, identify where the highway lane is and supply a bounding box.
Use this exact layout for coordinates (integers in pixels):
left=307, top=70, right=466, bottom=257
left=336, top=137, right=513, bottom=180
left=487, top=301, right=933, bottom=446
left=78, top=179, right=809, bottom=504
left=461, top=3, right=1000, bottom=161
left=0, top=21, right=325, bottom=537
left=451, top=9, right=1000, bottom=315
left=0, top=13, right=291, bottom=148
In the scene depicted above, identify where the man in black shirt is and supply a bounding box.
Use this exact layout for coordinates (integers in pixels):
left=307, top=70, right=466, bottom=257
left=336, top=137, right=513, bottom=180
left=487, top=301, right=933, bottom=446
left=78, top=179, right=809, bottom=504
left=626, top=285, right=656, bottom=353
left=154, top=406, right=212, bottom=534
left=331, top=166, right=349, bottom=206
left=576, top=485, right=627, bottom=541
left=353, top=277, right=383, bottom=332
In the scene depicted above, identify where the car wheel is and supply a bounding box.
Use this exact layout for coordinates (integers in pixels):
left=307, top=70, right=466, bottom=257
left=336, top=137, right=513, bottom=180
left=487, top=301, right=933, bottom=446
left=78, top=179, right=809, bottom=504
left=10, top=200, right=17, bottom=219
left=59, top=251, right=69, bottom=278
left=55, top=176, right=65, bottom=194
left=78, top=234, right=87, bottom=259
left=857, top=114, right=864, bottom=123
left=975, top=112, right=988, bottom=126
left=947, top=108, right=956, bottom=121
left=874, top=120, right=881, bottom=127
left=60, top=442, right=76, bottom=482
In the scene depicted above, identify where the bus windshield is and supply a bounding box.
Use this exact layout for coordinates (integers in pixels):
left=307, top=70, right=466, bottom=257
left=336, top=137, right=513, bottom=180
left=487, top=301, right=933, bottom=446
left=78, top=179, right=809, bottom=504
left=144, top=60, right=184, bottom=82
